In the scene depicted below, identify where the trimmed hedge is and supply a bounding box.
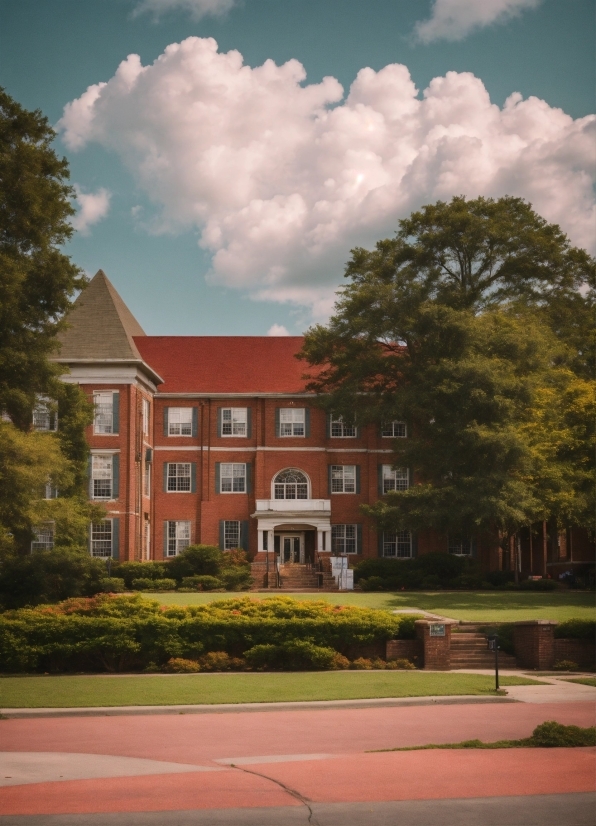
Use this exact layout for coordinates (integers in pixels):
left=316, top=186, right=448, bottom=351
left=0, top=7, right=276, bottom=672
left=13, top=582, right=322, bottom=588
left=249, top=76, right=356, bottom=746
left=554, top=619, right=596, bottom=640
left=0, top=594, right=408, bottom=673
left=354, top=553, right=486, bottom=591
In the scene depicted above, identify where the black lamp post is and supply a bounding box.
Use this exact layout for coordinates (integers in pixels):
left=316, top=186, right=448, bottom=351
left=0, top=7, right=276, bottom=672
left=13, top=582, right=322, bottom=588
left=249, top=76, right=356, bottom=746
left=487, top=633, right=499, bottom=691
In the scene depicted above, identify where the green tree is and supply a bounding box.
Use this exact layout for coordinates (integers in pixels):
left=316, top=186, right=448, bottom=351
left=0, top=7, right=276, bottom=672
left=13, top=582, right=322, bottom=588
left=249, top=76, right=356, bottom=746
left=0, top=87, right=86, bottom=429
left=0, top=89, right=99, bottom=556
left=301, top=196, right=595, bottom=543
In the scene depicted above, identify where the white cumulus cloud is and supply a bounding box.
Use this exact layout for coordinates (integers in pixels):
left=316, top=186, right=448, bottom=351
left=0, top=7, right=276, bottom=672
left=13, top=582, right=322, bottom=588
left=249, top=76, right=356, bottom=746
left=132, top=0, right=236, bottom=21
left=415, top=0, right=542, bottom=43
left=59, top=37, right=596, bottom=320
left=71, top=185, right=111, bottom=234
left=267, top=323, right=290, bottom=336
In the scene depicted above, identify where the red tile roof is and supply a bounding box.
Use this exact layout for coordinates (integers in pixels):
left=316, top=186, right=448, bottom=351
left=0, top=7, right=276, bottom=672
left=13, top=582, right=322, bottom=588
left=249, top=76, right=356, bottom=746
left=135, top=337, right=320, bottom=394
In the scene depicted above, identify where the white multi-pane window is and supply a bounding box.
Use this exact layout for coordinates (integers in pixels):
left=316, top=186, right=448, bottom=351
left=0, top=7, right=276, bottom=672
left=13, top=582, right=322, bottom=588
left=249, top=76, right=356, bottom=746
left=279, top=408, right=305, bottom=437
left=382, top=465, right=409, bottom=493
left=33, top=397, right=57, bottom=431
left=142, top=398, right=150, bottom=436
left=94, top=392, right=117, bottom=434
left=143, top=462, right=151, bottom=496
left=221, top=408, right=247, bottom=436
left=381, top=421, right=407, bottom=438
left=449, top=537, right=473, bottom=556
left=220, top=463, right=246, bottom=493
left=330, top=415, right=356, bottom=438
left=166, top=521, right=191, bottom=556
left=91, top=520, right=112, bottom=557
left=167, top=463, right=191, bottom=492
left=331, top=465, right=356, bottom=493
left=168, top=407, right=192, bottom=436
left=223, top=520, right=241, bottom=550
left=44, top=482, right=59, bottom=499
left=91, top=455, right=113, bottom=499
left=332, top=524, right=358, bottom=554
left=383, top=531, right=412, bottom=558
left=31, top=523, right=54, bottom=551
left=273, top=468, right=308, bottom=499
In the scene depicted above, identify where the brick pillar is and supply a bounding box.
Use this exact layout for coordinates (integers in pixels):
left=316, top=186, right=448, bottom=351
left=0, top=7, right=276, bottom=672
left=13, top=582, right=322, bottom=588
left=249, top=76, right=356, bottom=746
left=513, top=621, right=556, bottom=669
left=415, top=620, right=454, bottom=670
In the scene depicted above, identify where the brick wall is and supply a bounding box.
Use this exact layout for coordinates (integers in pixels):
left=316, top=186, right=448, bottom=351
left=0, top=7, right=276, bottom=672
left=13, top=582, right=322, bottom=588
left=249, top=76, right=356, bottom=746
left=386, top=639, right=422, bottom=664
left=513, top=622, right=556, bottom=669
left=553, top=639, right=595, bottom=670
left=415, top=621, right=453, bottom=670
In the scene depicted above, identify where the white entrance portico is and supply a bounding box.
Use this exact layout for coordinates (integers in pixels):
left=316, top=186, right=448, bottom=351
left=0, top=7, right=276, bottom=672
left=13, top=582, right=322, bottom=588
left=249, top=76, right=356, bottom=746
left=253, top=498, right=332, bottom=559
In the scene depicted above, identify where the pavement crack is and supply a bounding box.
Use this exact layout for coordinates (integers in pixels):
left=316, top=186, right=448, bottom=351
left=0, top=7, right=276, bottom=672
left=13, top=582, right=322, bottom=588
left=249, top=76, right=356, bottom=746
left=229, top=763, right=320, bottom=825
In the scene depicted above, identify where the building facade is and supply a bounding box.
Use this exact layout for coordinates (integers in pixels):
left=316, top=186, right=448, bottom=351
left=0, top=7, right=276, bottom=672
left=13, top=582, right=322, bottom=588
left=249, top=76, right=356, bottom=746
left=52, top=270, right=592, bottom=579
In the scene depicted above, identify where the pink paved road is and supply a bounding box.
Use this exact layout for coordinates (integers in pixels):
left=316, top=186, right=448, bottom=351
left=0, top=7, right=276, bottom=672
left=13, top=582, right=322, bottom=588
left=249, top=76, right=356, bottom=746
left=0, top=701, right=594, bottom=819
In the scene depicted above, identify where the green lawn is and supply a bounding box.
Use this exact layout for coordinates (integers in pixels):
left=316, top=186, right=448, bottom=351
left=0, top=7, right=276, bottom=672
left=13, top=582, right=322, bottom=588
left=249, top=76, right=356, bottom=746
left=142, top=590, right=596, bottom=622
left=563, top=677, right=596, bottom=687
left=0, top=672, right=542, bottom=709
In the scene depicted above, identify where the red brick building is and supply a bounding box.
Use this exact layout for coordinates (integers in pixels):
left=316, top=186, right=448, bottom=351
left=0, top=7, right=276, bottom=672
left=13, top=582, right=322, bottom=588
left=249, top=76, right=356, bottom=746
left=53, top=270, right=593, bottom=580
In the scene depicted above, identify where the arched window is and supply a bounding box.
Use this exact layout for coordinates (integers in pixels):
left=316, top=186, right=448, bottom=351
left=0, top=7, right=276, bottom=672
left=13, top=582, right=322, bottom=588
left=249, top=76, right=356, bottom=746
left=273, top=468, right=309, bottom=500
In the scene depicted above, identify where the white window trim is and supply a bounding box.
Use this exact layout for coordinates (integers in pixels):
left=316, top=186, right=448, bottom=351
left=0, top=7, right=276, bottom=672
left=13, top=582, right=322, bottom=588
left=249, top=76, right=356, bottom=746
left=223, top=520, right=241, bottom=550
left=32, top=396, right=57, bottom=432
left=272, top=467, right=310, bottom=500
left=93, top=391, right=115, bottom=435
left=332, top=524, right=358, bottom=554
left=90, top=519, right=113, bottom=558
left=330, top=415, right=357, bottom=438
left=142, top=398, right=151, bottom=436
left=382, top=465, right=409, bottom=493
left=167, top=463, right=192, bottom=493
left=31, top=522, right=55, bottom=552
left=382, top=530, right=412, bottom=559
left=221, top=407, right=248, bottom=437
left=331, top=464, right=356, bottom=494
left=381, top=421, right=407, bottom=438
left=220, top=462, right=247, bottom=494
left=91, top=454, right=114, bottom=500
left=168, top=407, right=193, bottom=437
left=279, top=408, right=305, bottom=437
left=166, top=520, right=191, bottom=556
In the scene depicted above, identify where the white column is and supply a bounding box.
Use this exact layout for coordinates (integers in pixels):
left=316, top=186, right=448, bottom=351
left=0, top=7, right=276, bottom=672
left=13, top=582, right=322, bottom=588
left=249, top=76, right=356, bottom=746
left=324, top=529, right=332, bottom=553
left=258, top=530, right=265, bottom=553
left=268, top=529, right=275, bottom=554
left=317, top=530, right=323, bottom=552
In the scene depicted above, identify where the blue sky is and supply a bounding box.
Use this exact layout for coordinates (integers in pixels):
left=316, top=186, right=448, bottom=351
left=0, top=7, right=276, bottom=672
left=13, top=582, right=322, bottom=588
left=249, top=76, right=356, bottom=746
left=1, top=0, right=594, bottom=335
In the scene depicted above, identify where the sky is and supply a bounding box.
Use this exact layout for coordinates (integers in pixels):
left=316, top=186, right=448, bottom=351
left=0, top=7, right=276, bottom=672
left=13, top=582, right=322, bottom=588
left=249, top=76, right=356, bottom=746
left=1, top=0, right=594, bottom=335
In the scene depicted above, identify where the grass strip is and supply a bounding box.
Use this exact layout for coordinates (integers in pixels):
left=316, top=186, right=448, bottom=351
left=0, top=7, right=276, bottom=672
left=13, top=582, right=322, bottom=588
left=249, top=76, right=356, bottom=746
left=0, top=672, right=542, bottom=709
left=142, top=590, right=596, bottom=622
left=563, top=677, right=596, bottom=687
left=370, top=721, right=596, bottom=752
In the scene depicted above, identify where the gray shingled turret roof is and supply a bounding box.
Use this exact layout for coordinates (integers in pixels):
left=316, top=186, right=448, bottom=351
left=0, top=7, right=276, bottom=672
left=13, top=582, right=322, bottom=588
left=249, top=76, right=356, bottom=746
left=57, top=269, right=146, bottom=360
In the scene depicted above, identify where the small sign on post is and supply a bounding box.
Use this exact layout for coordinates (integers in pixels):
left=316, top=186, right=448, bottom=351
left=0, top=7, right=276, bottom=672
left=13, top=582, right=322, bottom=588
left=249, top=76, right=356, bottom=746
left=487, top=633, right=500, bottom=690
left=429, top=623, right=445, bottom=637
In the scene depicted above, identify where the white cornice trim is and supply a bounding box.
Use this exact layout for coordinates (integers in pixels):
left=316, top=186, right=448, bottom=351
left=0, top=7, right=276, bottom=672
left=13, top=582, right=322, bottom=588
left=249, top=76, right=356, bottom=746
left=152, top=445, right=394, bottom=454
left=156, top=392, right=316, bottom=399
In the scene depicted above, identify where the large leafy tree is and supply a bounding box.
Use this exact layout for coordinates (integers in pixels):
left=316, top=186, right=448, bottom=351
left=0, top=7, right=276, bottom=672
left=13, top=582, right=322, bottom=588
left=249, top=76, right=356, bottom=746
left=0, top=87, right=86, bottom=429
left=301, top=196, right=594, bottom=541
left=0, top=89, right=99, bottom=555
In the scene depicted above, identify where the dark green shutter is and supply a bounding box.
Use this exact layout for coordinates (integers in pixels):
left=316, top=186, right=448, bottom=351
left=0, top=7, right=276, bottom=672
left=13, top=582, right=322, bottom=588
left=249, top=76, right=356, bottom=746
left=408, top=467, right=414, bottom=489
left=87, top=453, right=92, bottom=498
left=163, top=463, right=168, bottom=492
left=112, top=392, right=120, bottom=434
left=355, top=465, right=361, bottom=494
left=377, top=464, right=384, bottom=496
left=471, top=537, right=478, bottom=558
left=354, top=423, right=360, bottom=439
left=245, top=463, right=252, bottom=494
left=191, top=408, right=198, bottom=438
left=305, top=409, right=311, bottom=437
left=356, top=524, right=363, bottom=554
left=112, top=454, right=120, bottom=498
left=246, top=408, right=252, bottom=438
left=328, top=465, right=332, bottom=495
left=190, top=463, right=196, bottom=493
left=275, top=408, right=280, bottom=437
left=377, top=531, right=384, bottom=557
left=215, top=462, right=221, bottom=493
left=163, top=522, right=169, bottom=557
left=240, top=521, right=249, bottom=551
left=411, top=532, right=418, bottom=558
left=326, top=413, right=331, bottom=438
left=163, top=407, right=169, bottom=436
left=111, top=518, right=120, bottom=560
left=219, top=520, right=225, bottom=550
left=217, top=408, right=222, bottom=437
